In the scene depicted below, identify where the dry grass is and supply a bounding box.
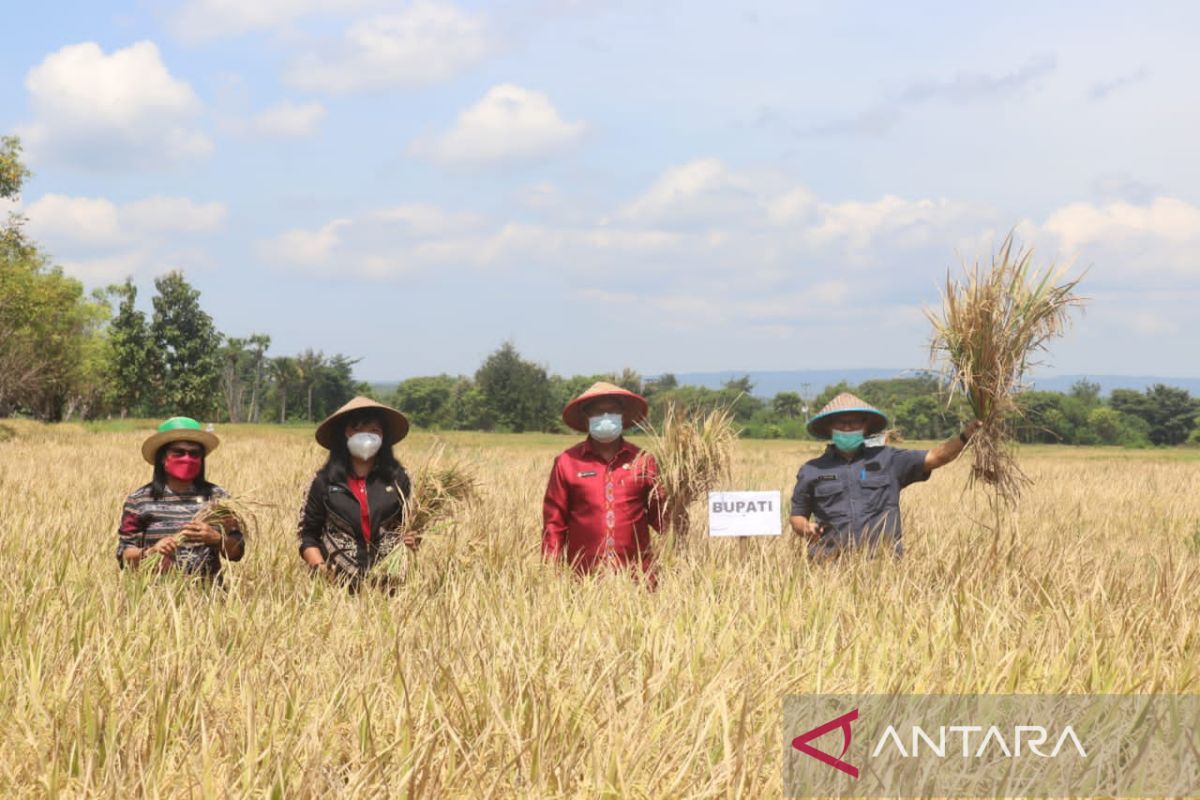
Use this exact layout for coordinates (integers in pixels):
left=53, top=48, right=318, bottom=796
left=0, top=420, right=1198, bottom=797
left=928, top=233, right=1085, bottom=506
left=636, top=403, right=738, bottom=539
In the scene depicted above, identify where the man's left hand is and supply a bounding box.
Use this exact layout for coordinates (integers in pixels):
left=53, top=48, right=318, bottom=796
left=962, top=420, right=985, bottom=441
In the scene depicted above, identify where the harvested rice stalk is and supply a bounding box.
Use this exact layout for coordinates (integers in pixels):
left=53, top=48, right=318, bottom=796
left=637, top=402, right=738, bottom=538
left=928, top=232, right=1084, bottom=506
left=140, top=495, right=265, bottom=573
left=377, top=443, right=479, bottom=577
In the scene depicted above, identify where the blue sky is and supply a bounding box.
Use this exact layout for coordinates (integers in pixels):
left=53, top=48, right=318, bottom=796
left=4, top=1, right=1199, bottom=381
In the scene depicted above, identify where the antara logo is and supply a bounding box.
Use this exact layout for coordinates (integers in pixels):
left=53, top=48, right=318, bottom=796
left=791, top=708, right=859, bottom=778
left=791, top=707, right=1089, bottom=778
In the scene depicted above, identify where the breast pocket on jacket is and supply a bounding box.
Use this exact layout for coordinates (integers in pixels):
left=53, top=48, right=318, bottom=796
left=812, top=479, right=845, bottom=517
left=859, top=476, right=893, bottom=516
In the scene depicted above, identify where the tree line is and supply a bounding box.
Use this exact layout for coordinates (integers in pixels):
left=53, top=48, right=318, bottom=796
left=388, top=344, right=1200, bottom=446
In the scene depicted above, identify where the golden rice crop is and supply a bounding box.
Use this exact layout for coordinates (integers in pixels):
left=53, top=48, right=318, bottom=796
left=637, top=402, right=738, bottom=538
left=0, top=420, right=1197, bottom=797
left=928, top=232, right=1085, bottom=506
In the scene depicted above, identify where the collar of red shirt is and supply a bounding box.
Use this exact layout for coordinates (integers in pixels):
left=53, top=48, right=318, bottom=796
left=579, top=437, right=638, bottom=462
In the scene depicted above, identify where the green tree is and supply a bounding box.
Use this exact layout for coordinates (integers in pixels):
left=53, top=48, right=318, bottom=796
left=245, top=334, right=271, bottom=423
left=219, top=337, right=251, bottom=422
left=1086, top=407, right=1122, bottom=445
left=270, top=356, right=300, bottom=422
left=1111, top=384, right=1198, bottom=445
left=392, top=375, right=457, bottom=428
left=149, top=271, right=223, bottom=418
left=644, top=373, right=677, bottom=396
left=614, top=367, right=642, bottom=393
left=1, top=136, right=30, bottom=251
left=772, top=391, right=803, bottom=419
left=1015, top=391, right=1074, bottom=443
left=448, top=377, right=490, bottom=429
left=105, top=278, right=153, bottom=417
left=1069, top=379, right=1102, bottom=408
left=0, top=136, right=111, bottom=420
left=723, top=375, right=755, bottom=395
left=309, top=352, right=365, bottom=420
left=0, top=235, right=109, bottom=420
left=475, top=341, right=555, bottom=432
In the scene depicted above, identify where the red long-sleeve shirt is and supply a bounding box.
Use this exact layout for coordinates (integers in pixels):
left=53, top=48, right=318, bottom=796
left=542, top=438, right=664, bottom=574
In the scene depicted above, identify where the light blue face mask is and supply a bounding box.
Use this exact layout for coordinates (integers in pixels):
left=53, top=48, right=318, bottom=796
left=588, top=413, right=624, bottom=443
left=831, top=429, right=865, bottom=452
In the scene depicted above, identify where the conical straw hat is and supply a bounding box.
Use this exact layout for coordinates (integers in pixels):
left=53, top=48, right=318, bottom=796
left=561, top=381, right=649, bottom=433
left=806, top=392, right=888, bottom=439
left=315, top=395, right=410, bottom=449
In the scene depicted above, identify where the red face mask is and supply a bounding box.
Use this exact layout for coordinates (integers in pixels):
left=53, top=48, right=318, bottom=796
left=164, top=452, right=202, bottom=482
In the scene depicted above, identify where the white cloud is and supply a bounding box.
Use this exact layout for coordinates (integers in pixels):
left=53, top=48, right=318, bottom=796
left=258, top=159, right=1200, bottom=350
left=56, top=253, right=152, bottom=285
left=25, top=194, right=226, bottom=244
left=171, top=0, right=377, bottom=42
left=248, top=100, right=327, bottom=137
left=1027, top=197, right=1200, bottom=280
left=122, top=196, right=228, bottom=233
left=617, top=158, right=769, bottom=228
left=1042, top=197, right=1200, bottom=252
left=23, top=195, right=123, bottom=246
left=22, top=193, right=226, bottom=283
left=369, top=204, right=483, bottom=236
left=413, top=84, right=586, bottom=166
left=286, top=2, right=489, bottom=94
left=18, top=41, right=212, bottom=170
left=261, top=219, right=352, bottom=266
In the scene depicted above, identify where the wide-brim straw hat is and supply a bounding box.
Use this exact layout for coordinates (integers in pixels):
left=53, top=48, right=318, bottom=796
left=806, top=392, right=888, bottom=439
left=315, top=395, right=410, bottom=450
left=141, top=417, right=220, bottom=464
left=562, top=381, right=649, bottom=434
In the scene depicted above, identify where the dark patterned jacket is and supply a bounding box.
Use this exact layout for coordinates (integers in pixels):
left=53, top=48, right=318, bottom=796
left=296, top=468, right=412, bottom=579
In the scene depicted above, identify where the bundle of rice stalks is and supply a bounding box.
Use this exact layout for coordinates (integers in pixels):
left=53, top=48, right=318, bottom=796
left=140, top=495, right=265, bottom=573
left=637, top=402, right=738, bottom=538
left=377, top=443, right=479, bottom=578
left=928, top=233, right=1084, bottom=505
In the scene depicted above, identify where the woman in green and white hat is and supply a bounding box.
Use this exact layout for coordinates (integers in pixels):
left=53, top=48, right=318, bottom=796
left=115, top=417, right=245, bottom=578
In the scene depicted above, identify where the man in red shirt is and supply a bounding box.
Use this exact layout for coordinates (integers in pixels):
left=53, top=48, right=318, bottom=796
left=542, top=382, right=664, bottom=580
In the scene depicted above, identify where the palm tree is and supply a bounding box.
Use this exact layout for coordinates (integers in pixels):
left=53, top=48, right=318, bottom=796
left=246, top=333, right=271, bottom=423
left=270, top=355, right=299, bottom=423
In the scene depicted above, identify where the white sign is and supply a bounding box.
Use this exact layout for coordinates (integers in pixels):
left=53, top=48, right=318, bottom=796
left=707, top=491, right=782, bottom=537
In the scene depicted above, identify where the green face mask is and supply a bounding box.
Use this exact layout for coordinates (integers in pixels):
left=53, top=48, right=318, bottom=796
left=831, top=429, right=865, bottom=452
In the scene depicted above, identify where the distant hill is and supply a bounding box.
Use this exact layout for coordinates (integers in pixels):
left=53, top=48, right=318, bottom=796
left=665, top=370, right=1200, bottom=398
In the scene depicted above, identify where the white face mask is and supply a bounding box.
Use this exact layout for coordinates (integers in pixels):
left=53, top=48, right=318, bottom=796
left=588, top=413, right=624, bottom=443
left=347, top=432, right=382, bottom=460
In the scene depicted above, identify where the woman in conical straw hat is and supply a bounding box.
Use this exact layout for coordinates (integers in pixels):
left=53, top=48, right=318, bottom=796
left=542, top=381, right=665, bottom=582
left=115, top=416, right=245, bottom=578
left=297, top=396, right=415, bottom=587
left=789, top=391, right=982, bottom=560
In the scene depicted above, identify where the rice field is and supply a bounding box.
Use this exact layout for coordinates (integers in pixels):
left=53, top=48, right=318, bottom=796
left=1, top=420, right=1198, bottom=798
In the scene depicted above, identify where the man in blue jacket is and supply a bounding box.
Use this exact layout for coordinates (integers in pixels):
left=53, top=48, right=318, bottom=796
left=790, top=392, right=981, bottom=559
